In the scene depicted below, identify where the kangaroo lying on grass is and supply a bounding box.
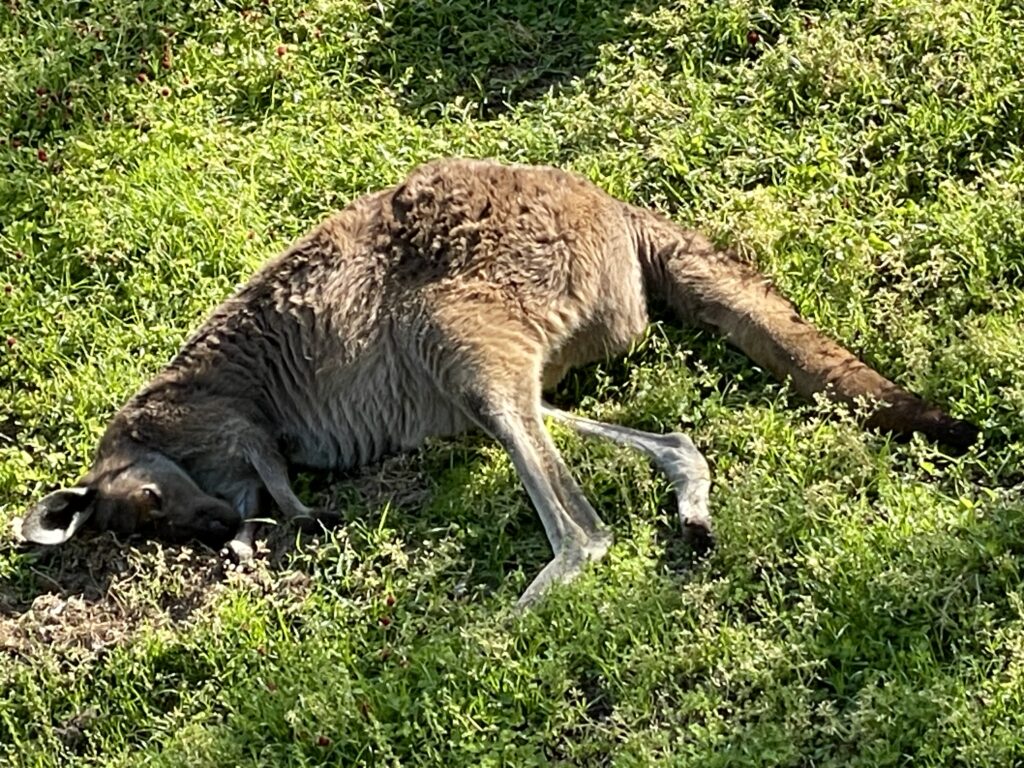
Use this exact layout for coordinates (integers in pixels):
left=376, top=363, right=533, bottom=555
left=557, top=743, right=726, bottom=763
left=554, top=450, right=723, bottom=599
left=19, top=158, right=978, bottom=605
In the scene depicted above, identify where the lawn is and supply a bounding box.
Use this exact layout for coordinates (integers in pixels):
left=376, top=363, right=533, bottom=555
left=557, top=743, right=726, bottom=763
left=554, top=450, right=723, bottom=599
left=1, top=0, right=1023, bottom=764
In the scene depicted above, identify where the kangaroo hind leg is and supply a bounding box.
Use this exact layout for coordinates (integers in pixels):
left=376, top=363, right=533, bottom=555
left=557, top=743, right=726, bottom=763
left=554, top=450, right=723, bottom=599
left=542, top=406, right=713, bottom=554
left=471, top=392, right=613, bottom=607
left=456, top=379, right=613, bottom=607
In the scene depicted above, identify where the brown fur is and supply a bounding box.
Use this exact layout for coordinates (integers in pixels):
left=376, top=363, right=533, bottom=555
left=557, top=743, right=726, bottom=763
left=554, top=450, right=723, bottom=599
left=19, top=158, right=978, bottom=603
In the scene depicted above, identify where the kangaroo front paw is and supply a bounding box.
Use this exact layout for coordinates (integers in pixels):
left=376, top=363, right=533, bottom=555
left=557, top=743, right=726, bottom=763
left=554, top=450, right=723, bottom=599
left=220, top=537, right=255, bottom=566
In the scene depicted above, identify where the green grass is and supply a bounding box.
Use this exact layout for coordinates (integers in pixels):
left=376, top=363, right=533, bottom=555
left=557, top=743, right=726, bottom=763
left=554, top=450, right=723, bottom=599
left=2, top=0, right=1023, bottom=764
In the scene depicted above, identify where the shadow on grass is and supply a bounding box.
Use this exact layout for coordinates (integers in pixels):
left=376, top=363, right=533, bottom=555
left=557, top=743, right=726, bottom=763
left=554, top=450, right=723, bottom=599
left=5, top=0, right=644, bottom=139
left=0, top=440, right=523, bottom=658
left=362, top=0, right=645, bottom=119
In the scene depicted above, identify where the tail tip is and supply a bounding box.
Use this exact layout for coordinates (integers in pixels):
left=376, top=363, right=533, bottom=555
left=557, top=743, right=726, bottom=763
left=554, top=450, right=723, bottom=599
left=935, top=417, right=981, bottom=455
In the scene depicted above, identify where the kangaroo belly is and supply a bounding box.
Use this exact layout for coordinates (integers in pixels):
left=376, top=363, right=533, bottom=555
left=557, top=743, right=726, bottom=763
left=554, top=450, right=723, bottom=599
left=276, top=345, right=471, bottom=471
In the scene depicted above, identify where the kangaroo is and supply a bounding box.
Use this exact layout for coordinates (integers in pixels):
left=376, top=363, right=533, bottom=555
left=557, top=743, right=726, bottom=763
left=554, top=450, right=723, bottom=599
left=18, top=158, right=978, bottom=605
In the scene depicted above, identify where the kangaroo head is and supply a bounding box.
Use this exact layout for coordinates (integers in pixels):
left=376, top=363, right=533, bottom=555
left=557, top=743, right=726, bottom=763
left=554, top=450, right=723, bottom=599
left=20, top=450, right=241, bottom=546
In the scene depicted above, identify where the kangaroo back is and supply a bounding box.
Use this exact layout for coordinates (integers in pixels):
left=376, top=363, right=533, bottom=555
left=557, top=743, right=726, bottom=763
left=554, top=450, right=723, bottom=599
left=627, top=206, right=978, bottom=451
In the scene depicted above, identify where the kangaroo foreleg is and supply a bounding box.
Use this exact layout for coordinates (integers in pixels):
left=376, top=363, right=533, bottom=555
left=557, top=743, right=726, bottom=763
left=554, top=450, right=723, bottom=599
left=218, top=447, right=313, bottom=564
left=218, top=485, right=265, bottom=564
left=542, top=406, right=713, bottom=548
left=246, top=446, right=313, bottom=520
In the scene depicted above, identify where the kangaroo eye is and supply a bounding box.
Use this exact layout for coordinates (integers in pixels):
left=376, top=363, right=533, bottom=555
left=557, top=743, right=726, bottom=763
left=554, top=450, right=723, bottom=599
left=140, top=486, right=162, bottom=510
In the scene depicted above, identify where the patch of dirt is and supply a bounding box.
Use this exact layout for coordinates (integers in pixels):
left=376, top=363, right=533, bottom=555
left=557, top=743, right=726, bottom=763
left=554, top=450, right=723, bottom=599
left=1, top=535, right=216, bottom=659
left=349, top=450, right=433, bottom=512
left=0, top=524, right=314, bottom=662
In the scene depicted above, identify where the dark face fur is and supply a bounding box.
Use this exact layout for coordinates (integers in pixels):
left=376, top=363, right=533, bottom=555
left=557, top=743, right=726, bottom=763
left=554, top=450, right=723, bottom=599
left=20, top=450, right=241, bottom=546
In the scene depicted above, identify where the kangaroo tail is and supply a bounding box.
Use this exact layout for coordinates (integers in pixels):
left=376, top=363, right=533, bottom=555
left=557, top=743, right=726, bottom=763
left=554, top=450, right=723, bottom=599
left=627, top=206, right=979, bottom=452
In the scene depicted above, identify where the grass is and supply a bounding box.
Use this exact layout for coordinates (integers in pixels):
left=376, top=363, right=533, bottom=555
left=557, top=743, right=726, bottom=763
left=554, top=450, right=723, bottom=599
left=1, top=0, right=1023, bottom=764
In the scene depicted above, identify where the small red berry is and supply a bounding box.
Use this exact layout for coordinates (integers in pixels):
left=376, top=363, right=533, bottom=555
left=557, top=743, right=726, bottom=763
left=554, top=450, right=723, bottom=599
left=6, top=337, right=16, bottom=349
left=37, top=149, right=47, bottom=162
left=275, top=44, right=287, bottom=57
left=378, top=616, right=391, bottom=627
left=35, top=86, right=48, bottom=96
left=316, top=735, right=331, bottom=747
left=160, top=87, right=170, bottom=97
left=4, top=284, right=12, bottom=294
left=136, top=72, right=148, bottom=84
left=747, top=30, right=760, bottom=46
left=385, top=594, right=395, bottom=607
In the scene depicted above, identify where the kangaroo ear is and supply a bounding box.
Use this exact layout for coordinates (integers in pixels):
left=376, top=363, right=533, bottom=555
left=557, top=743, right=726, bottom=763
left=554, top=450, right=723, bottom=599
left=19, top=486, right=97, bottom=545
